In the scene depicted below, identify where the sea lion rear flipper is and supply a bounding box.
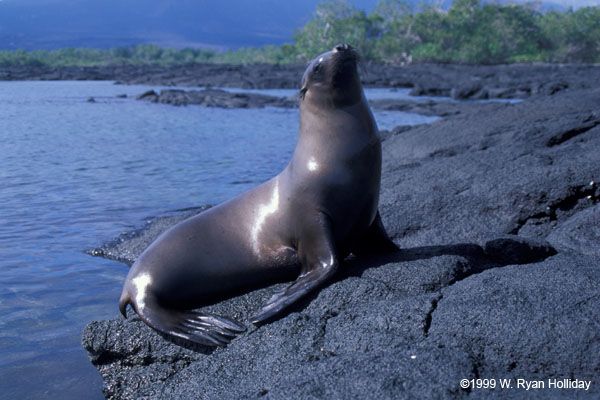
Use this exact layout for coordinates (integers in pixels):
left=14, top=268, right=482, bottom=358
left=353, top=210, right=398, bottom=256
left=251, top=214, right=338, bottom=325
left=168, top=310, right=247, bottom=346
left=125, top=296, right=246, bottom=346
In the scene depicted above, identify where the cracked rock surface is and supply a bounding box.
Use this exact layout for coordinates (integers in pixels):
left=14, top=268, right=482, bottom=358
left=83, top=83, right=599, bottom=398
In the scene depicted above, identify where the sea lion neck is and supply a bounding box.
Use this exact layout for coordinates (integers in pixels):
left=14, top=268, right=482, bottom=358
left=300, top=76, right=364, bottom=110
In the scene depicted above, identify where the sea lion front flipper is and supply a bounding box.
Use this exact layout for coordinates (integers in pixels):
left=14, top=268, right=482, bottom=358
left=250, top=268, right=332, bottom=325
left=251, top=214, right=338, bottom=325
left=353, top=210, right=398, bottom=256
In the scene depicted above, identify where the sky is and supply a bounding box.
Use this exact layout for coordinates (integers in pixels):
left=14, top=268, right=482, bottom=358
left=0, top=0, right=598, bottom=51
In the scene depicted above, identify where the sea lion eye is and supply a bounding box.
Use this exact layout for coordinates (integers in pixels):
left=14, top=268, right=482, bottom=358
left=313, top=57, right=324, bottom=73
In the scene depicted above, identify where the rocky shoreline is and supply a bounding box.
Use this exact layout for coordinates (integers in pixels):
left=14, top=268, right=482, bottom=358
left=135, top=88, right=299, bottom=108
left=133, top=86, right=516, bottom=122
left=78, top=63, right=600, bottom=399
left=2, top=62, right=598, bottom=100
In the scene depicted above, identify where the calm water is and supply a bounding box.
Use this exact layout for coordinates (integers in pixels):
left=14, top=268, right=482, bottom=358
left=0, top=81, right=438, bottom=399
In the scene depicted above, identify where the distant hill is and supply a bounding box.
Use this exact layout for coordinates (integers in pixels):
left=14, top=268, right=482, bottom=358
left=0, top=0, right=378, bottom=50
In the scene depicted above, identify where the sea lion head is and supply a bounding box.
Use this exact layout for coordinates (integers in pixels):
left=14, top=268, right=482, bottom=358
left=300, top=43, right=363, bottom=107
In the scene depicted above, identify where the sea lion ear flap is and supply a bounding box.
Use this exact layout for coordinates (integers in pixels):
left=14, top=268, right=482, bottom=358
left=299, top=86, right=307, bottom=100
left=299, top=63, right=310, bottom=101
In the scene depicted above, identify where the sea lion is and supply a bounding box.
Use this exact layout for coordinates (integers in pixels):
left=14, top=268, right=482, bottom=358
left=119, top=43, right=397, bottom=346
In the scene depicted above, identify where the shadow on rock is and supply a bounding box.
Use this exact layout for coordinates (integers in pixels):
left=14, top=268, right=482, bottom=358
left=268, top=235, right=558, bottom=325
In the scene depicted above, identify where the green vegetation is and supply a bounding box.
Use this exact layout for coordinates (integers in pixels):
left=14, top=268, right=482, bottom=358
left=292, top=0, right=600, bottom=64
left=0, top=45, right=220, bottom=67
left=1, top=0, right=599, bottom=66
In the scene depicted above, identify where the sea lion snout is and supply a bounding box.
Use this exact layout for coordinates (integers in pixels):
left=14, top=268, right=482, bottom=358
left=332, top=43, right=357, bottom=60
left=331, top=44, right=360, bottom=73
left=333, top=43, right=351, bottom=53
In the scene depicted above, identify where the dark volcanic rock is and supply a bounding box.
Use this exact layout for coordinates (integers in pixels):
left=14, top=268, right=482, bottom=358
left=379, top=124, right=419, bottom=142
left=0, top=64, right=306, bottom=88
left=428, top=252, right=600, bottom=389
left=370, top=98, right=505, bottom=117
left=3, top=63, right=599, bottom=101
left=451, top=82, right=484, bottom=100
left=135, top=89, right=159, bottom=102
left=136, top=88, right=299, bottom=108
left=364, top=63, right=599, bottom=100
left=546, top=203, right=600, bottom=256
left=83, top=80, right=600, bottom=398
left=121, top=63, right=306, bottom=89
left=379, top=88, right=600, bottom=248
left=410, top=83, right=452, bottom=97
